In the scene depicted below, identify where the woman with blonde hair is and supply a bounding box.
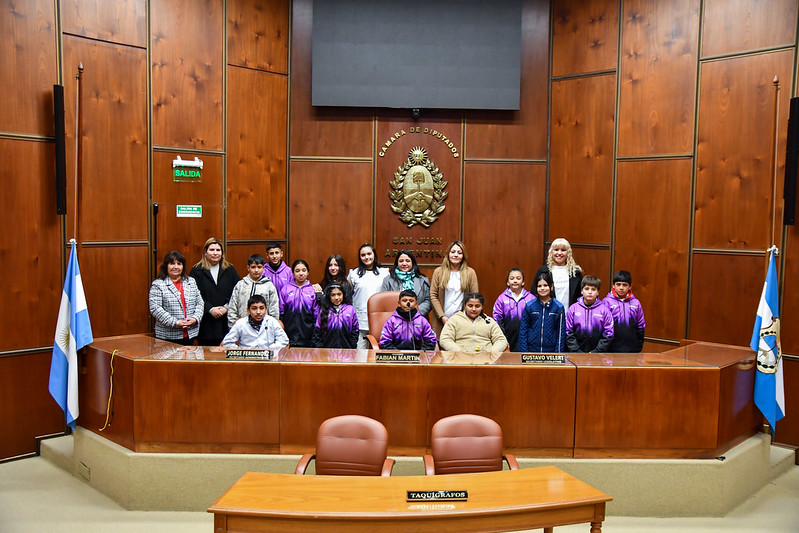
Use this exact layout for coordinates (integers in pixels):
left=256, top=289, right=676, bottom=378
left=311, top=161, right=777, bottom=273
left=189, top=237, right=239, bottom=345
left=429, top=240, right=479, bottom=336
left=536, top=238, right=582, bottom=309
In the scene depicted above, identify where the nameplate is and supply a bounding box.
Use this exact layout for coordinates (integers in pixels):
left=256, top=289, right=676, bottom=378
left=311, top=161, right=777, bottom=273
left=407, top=490, right=468, bottom=502
left=226, top=349, right=273, bottom=360
left=375, top=352, right=421, bottom=363
left=521, top=353, right=566, bottom=364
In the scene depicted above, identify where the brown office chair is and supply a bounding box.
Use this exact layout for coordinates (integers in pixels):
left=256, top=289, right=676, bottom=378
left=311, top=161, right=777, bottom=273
left=423, top=414, right=519, bottom=475
left=295, top=415, right=395, bottom=476
left=364, top=291, right=400, bottom=349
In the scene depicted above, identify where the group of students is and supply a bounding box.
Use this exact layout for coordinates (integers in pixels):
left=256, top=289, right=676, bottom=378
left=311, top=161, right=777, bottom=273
left=148, top=237, right=646, bottom=354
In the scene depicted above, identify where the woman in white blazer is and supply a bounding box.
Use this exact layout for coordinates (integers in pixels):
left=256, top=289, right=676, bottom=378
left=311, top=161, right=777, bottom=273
left=149, top=251, right=204, bottom=344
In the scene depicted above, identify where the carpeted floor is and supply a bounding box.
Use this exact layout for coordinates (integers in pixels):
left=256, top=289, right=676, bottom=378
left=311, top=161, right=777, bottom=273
left=1, top=456, right=797, bottom=533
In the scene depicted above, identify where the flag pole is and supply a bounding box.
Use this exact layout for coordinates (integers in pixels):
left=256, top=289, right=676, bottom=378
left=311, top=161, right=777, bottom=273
left=73, top=63, right=83, bottom=243
left=769, top=76, right=780, bottom=252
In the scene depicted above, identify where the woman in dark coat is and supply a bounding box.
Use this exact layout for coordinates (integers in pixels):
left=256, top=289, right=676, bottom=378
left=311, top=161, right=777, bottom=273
left=190, top=237, right=239, bottom=345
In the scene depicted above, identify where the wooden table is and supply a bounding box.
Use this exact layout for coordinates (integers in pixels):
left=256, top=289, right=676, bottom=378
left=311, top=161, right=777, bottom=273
left=208, top=466, right=611, bottom=532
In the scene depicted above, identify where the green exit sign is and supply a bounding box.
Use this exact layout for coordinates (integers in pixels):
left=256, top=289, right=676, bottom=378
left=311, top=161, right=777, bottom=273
left=173, top=168, right=202, bottom=182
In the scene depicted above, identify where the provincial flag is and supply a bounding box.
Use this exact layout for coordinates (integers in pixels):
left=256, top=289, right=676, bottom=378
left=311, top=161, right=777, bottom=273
left=749, top=248, right=785, bottom=432
left=48, top=243, right=94, bottom=430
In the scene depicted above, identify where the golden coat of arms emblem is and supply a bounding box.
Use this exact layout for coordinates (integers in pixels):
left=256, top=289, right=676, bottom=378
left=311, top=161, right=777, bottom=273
left=390, top=147, right=448, bottom=227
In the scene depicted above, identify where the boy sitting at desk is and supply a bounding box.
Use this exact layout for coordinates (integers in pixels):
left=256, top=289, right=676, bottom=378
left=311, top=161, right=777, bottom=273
left=222, top=295, right=289, bottom=350
left=379, top=290, right=437, bottom=351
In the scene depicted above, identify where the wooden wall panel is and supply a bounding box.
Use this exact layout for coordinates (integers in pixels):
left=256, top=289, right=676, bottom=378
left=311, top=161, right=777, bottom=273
left=615, top=160, right=692, bottom=341
left=552, top=0, right=619, bottom=77
left=289, top=0, right=373, bottom=158
left=0, top=352, right=65, bottom=460
left=782, top=225, right=799, bottom=355
left=227, top=0, right=289, bottom=73
left=62, top=36, right=148, bottom=242
left=695, top=51, right=793, bottom=250
left=463, top=162, right=546, bottom=304
left=61, top=0, right=147, bottom=47
left=464, top=0, right=549, bottom=160
left=226, top=243, right=270, bottom=278
left=0, top=0, right=57, bottom=135
left=549, top=74, right=615, bottom=244
left=151, top=0, right=224, bottom=150
left=79, top=246, right=151, bottom=337
left=702, top=0, right=798, bottom=58
left=0, top=139, right=62, bottom=351
left=152, top=151, right=224, bottom=265
left=374, top=114, right=462, bottom=267
left=570, top=247, right=611, bottom=294
left=618, top=0, right=699, bottom=156
left=227, top=66, right=287, bottom=240
left=288, top=161, right=372, bottom=277
left=689, top=253, right=763, bottom=346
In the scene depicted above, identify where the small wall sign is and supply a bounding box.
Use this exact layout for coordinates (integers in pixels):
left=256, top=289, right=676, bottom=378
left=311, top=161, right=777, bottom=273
left=176, top=205, right=202, bottom=218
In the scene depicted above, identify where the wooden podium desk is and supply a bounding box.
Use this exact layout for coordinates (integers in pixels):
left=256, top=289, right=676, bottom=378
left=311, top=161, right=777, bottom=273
left=78, top=335, right=760, bottom=457
left=208, top=466, right=611, bottom=533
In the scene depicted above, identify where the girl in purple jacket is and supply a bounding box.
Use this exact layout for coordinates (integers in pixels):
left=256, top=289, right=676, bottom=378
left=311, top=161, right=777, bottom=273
left=492, top=268, right=535, bottom=351
left=312, top=283, right=360, bottom=349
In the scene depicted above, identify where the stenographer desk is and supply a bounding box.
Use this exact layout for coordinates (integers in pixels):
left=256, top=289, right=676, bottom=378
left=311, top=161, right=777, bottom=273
left=78, top=335, right=760, bottom=458
left=208, top=467, right=611, bottom=533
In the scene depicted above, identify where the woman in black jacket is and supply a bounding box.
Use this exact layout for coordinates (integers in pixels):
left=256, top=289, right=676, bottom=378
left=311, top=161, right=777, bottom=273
left=190, top=237, right=239, bottom=345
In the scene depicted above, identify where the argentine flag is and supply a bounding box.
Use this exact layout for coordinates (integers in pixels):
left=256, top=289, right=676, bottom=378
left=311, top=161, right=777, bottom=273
left=49, top=243, right=93, bottom=430
left=749, top=248, right=785, bottom=432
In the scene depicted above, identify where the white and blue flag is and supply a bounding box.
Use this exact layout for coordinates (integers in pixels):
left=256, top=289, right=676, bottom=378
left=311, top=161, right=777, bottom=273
left=49, top=243, right=93, bottom=430
left=749, top=248, right=785, bottom=432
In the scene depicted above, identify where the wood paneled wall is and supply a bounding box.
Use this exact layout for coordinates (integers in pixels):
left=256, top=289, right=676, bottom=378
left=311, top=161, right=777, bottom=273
left=5, top=0, right=799, bottom=457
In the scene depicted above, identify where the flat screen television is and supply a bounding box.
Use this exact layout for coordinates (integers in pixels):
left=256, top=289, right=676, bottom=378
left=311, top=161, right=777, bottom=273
left=311, top=0, right=522, bottom=111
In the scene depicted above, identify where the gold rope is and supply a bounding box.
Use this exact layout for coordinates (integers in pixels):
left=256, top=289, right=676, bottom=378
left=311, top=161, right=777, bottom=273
left=98, top=349, right=117, bottom=431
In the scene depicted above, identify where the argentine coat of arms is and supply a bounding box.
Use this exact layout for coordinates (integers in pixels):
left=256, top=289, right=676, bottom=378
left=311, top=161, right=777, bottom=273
left=390, top=147, right=448, bottom=228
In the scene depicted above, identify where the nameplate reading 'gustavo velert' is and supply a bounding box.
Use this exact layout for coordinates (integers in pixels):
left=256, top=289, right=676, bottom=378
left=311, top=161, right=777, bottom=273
left=407, top=490, right=468, bottom=502
left=225, top=349, right=272, bottom=360
left=375, top=352, right=421, bottom=363
left=521, top=353, right=566, bottom=364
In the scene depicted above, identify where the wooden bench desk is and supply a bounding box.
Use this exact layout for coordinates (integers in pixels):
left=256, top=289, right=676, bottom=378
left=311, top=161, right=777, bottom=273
left=208, top=466, right=611, bottom=532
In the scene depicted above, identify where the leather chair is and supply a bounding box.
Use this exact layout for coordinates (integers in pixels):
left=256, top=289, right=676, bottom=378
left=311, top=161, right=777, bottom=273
left=295, top=415, right=395, bottom=476
left=423, top=414, right=519, bottom=475
left=364, top=291, right=400, bottom=349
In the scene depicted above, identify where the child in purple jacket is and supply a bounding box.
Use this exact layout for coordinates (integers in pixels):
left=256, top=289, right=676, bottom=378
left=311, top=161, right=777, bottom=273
left=492, top=268, right=535, bottom=352
left=312, top=283, right=360, bottom=349
left=604, top=270, right=646, bottom=352
left=566, top=275, right=614, bottom=353
left=379, top=290, right=437, bottom=351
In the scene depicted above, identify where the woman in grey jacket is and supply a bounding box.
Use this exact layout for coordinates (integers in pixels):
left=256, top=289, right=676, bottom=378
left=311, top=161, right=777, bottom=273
left=149, top=251, right=204, bottom=344
left=380, top=250, right=431, bottom=317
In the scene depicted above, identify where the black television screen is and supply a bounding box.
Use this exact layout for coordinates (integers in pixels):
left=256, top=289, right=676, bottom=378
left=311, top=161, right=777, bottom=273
left=311, top=0, right=522, bottom=111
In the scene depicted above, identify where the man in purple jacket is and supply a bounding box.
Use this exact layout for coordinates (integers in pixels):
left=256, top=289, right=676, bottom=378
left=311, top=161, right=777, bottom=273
left=566, top=276, right=614, bottom=353
left=379, top=290, right=437, bottom=351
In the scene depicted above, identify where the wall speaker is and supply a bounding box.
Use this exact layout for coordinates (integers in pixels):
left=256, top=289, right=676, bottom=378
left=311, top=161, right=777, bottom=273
left=783, top=96, right=799, bottom=225
left=54, top=84, right=67, bottom=215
